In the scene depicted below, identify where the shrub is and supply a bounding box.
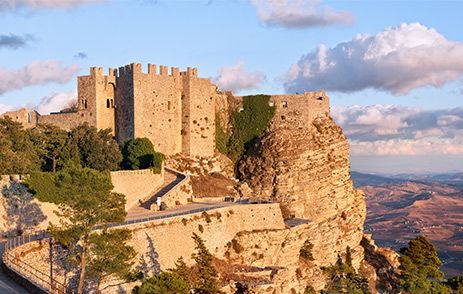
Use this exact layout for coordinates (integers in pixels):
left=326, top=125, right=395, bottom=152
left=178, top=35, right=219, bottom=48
left=231, top=239, right=243, bottom=253
left=132, top=272, right=189, bottom=294
left=202, top=211, right=212, bottom=223
left=299, top=239, right=314, bottom=261
left=198, top=224, right=204, bottom=233
left=121, top=138, right=164, bottom=173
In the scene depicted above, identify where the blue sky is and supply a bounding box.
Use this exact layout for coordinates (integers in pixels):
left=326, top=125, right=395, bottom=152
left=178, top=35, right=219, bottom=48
left=1, top=0, right=463, bottom=173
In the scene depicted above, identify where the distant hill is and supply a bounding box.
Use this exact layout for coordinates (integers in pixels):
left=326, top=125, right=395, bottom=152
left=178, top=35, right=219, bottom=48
left=350, top=171, right=407, bottom=187
left=356, top=170, right=463, bottom=277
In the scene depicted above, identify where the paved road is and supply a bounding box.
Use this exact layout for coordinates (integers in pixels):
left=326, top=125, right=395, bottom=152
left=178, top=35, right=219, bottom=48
left=0, top=242, right=29, bottom=294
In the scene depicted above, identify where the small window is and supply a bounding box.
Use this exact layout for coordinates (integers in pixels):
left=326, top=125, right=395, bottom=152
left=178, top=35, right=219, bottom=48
left=317, top=96, right=324, bottom=101
left=168, top=101, right=172, bottom=110
left=282, top=101, right=288, bottom=108
left=106, top=99, right=110, bottom=108
left=111, top=99, right=114, bottom=108
left=84, top=100, right=88, bottom=109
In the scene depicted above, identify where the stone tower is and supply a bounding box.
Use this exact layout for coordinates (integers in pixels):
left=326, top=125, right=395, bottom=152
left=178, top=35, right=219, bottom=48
left=77, top=67, right=116, bottom=132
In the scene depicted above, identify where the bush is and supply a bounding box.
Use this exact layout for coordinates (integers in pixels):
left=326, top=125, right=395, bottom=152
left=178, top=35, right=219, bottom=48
left=299, top=239, right=314, bottom=261
left=231, top=239, right=243, bottom=253
left=132, top=272, right=189, bottom=294
left=202, top=211, right=212, bottom=223
left=227, top=94, right=275, bottom=163
left=121, top=138, right=164, bottom=173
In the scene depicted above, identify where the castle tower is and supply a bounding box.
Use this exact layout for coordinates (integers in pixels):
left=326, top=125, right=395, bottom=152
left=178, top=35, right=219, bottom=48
left=181, top=67, right=216, bottom=157
left=77, top=67, right=116, bottom=132
left=115, top=63, right=183, bottom=155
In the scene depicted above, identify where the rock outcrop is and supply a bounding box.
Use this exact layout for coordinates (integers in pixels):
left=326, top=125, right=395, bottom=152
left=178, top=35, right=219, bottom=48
left=222, top=114, right=368, bottom=292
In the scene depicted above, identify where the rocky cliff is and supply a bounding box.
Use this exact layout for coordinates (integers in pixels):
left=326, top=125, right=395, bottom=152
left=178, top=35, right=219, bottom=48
left=216, top=114, right=369, bottom=292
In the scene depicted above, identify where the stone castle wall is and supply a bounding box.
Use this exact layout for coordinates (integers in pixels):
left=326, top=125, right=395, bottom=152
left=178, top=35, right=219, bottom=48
left=0, top=108, right=38, bottom=129
left=110, top=168, right=165, bottom=211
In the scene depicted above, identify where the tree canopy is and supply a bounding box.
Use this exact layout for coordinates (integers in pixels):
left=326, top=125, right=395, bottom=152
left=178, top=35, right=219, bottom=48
left=70, top=123, right=122, bottom=171
left=0, top=117, right=40, bottom=174
left=121, top=138, right=164, bottom=173
left=399, top=235, right=450, bottom=294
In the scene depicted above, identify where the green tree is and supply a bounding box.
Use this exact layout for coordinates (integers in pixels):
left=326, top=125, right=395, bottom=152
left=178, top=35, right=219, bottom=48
left=132, top=272, right=190, bottom=294
left=191, top=232, right=220, bottom=294
left=121, top=138, right=164, bottom=173
left=70, top=123, right=122, bottom=171
left=324, top=248, right=370, bottom=294
left=0, top=117, right=40, bottom=174
left=28, top=124, right=78, bottom=173
left=87, top=228, right=136, bottom=293
left=399, top=235, right=450, bottom=294
left=170, top=256, right=192, bottom=285
left=445, top=276, right=463, bottom=293
left=27, top=165, right=128, bottom=294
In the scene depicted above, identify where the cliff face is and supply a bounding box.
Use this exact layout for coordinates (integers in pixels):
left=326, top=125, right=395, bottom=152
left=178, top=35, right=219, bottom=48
left=228, top=114, right=368, bottom=292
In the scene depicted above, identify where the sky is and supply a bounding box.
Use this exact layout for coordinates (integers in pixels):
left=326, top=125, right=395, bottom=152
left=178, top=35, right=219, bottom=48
left=1, top=0, right=463, bottom=174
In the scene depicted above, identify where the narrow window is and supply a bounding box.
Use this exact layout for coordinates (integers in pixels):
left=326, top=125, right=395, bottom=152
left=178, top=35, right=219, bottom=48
left=168, top=101, right=171, bottom=110
left=84, top=100, right=88, bottom=109
left=106, top=99, right=110, bottom=108
left=282, top=101, right=288, bottom=108
left=111, top=99, right=114, bottom=108
left=27, top=112, right=31, bottom=123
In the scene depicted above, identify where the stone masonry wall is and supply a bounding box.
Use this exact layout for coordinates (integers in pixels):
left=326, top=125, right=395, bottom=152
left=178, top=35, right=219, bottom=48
left=110, top=168, right=165, bottom=211
left=0, top=108, right=38, bottom=129
left=182, top=68, right=217, bottom=157
left=132, top=63, right=183, bottom=155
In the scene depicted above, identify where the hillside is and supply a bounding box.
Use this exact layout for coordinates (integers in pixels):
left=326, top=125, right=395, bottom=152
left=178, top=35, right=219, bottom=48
left=353, top=172, right=463, bottom=276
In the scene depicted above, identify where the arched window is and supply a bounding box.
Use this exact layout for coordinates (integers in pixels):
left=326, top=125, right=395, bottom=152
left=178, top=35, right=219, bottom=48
left=84, top=100, right=88, bottom=109
left=106, top=99, right=110, bottom=108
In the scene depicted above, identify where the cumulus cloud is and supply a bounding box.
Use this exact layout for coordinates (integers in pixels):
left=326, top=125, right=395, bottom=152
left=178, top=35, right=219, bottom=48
left=332, top=104, right=463, bottom=156
left=251, top=0, right=354, bottom=28
left=213, top=61, right=266, bottom=92
left=0, top=60, right=79, bottom=95
left=0, top=34, right=34, bottom=50
left=35, top=91, right=77, bottom=115
left=285, top=23, right=463, bottom=95
left=0, top=0, right=104, bottom=11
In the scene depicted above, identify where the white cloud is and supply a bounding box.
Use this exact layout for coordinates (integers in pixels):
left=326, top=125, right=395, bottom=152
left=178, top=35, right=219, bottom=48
left=0, top=103, right=14, bottom=114
left=333, top=105, right=463, bottom=156
left=251, top=0, right=354, bottom=28
left=0, top=60, right=79, bottom=95
left=0, top=0, right=104, bottom=11
left=213, top=61, right=266, bottom=93
left=285, top=23, right=463, bottom=95
left=35, top=91, right=77, bottom=115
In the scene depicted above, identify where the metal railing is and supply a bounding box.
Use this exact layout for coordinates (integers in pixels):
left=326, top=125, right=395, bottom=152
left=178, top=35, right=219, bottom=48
left=3, top=232, right=67, bottom=293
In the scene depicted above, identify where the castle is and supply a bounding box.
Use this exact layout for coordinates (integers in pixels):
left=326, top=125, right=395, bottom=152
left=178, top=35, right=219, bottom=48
left=1, top=63, right=330, bottom=157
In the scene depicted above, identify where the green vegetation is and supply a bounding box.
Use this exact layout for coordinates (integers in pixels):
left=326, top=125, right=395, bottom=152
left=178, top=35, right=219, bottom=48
left=121, top=138, right=165, bottom=173
left=445, top=276, right=463, bottom=292
left=214, top=95, right=275, bottom=165
left=399, top=235, right=450, bottom=293
left=27, top=165, right=132, bottom=294
left=191, top=232, right=221, bottom=294
left=299, top=239, right=315, bottom=261
left=227, top=94, right=275, bottom=162
left=132, top=272, right=190, bottom=294
left=0, top=118, right=124, bottom=174
left=323, top=247, right=370, bottom=294
left=0, top=117, right=40, bottom=174
left=70, top=123, right=122, bottom=171
left=215, top=116, right=228, bottom=155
